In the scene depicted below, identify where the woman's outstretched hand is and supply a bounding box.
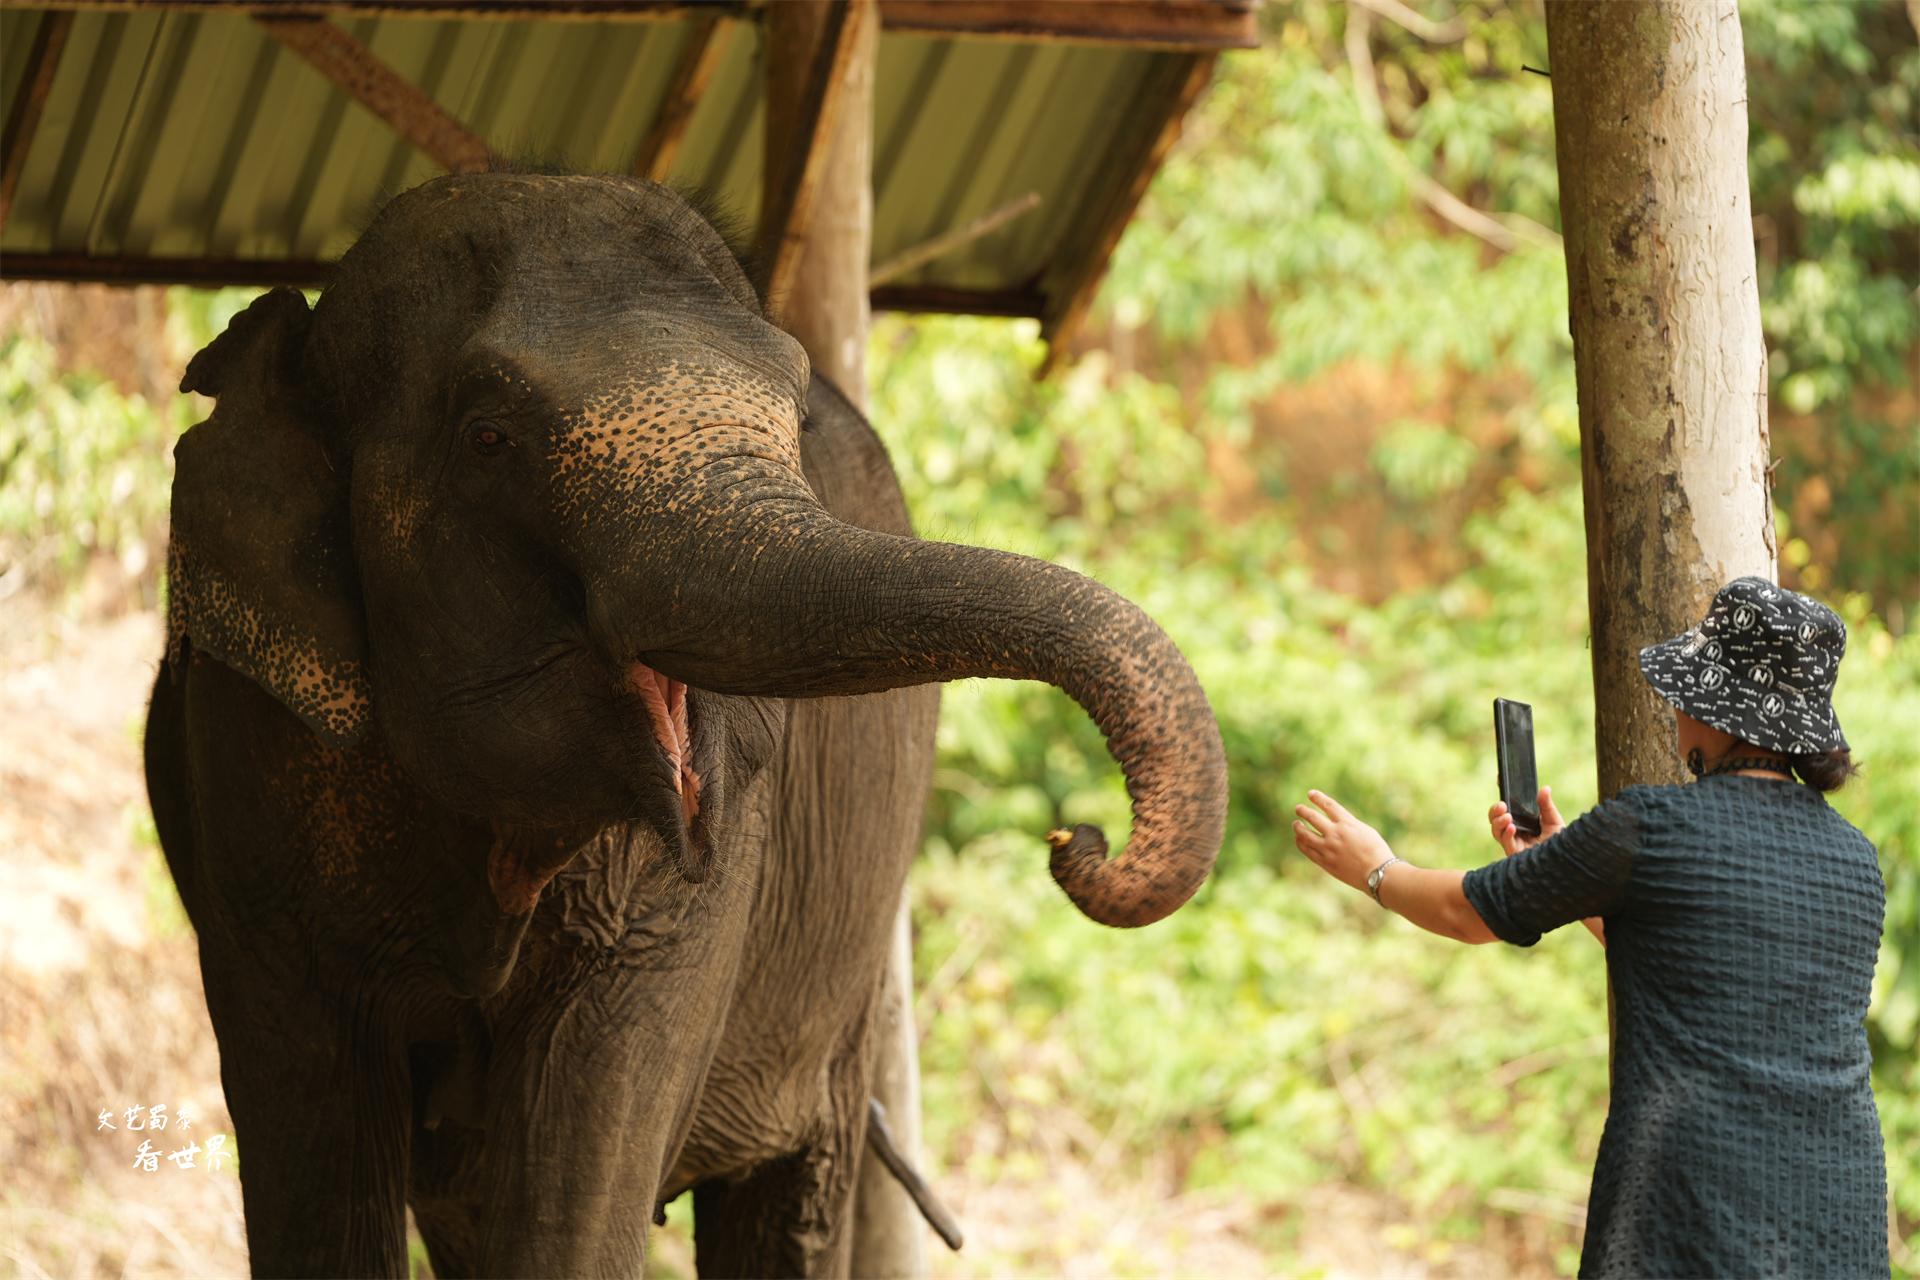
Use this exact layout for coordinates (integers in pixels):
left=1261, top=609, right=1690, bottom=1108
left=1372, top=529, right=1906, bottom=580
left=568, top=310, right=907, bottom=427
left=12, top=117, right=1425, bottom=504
left=1488, top=786, right=1565, bottom=856
left=1293, top=789, right=1392, bottom=892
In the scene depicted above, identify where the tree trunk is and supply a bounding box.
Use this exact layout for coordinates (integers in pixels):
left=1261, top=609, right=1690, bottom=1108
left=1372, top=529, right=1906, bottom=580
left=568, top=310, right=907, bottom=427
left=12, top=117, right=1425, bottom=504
left=765, top=6, right=928, bottom=1277
left=1547, top=0, right=1777, bottom=801
left=1548, top=0, right=1776, bottom=1085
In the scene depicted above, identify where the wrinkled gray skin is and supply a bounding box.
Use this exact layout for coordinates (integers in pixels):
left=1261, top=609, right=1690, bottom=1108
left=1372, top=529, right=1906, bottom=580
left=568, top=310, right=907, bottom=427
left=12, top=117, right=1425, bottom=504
left=144, top=173, right=1227, bottom=1278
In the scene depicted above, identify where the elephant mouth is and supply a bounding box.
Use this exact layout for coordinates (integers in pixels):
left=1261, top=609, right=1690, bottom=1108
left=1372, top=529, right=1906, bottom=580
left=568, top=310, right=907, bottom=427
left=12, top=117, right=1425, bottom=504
left=624, top=661, right=709, bottom=879
left=626, top=662, right=702, bottom=825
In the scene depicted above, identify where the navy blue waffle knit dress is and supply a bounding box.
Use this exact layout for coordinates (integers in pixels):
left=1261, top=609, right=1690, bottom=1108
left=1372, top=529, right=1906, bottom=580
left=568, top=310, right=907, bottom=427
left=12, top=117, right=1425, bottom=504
left=1462, top=776, right=1889, bottom=1279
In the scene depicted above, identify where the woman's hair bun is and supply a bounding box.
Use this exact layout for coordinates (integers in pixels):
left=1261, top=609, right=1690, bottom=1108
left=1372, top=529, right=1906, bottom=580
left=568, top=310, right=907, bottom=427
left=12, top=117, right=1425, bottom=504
left=1789, top=749, right=1858, bottom=792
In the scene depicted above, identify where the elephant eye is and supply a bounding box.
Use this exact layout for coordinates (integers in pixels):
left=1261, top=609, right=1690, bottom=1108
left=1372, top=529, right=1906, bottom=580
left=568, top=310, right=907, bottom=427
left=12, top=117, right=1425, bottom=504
left=469, top=420, right=509, bottom=456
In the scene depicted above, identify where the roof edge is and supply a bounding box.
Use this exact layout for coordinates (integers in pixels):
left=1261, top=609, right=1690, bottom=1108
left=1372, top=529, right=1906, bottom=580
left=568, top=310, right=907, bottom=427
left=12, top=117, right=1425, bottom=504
left=23, top=1, right=1262, bottom=50
left=0, top=257, right=1051, bottom=324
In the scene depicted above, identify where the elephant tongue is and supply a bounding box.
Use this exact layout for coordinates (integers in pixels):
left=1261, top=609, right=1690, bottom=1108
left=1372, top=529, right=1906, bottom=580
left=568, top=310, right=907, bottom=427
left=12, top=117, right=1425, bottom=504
left=625, top=663, right=702, bottom=825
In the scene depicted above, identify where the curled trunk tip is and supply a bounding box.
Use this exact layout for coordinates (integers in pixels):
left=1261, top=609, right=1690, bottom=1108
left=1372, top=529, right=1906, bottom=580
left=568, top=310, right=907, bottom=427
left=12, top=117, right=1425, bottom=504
left=1045, top=775, right=1223, bottom=929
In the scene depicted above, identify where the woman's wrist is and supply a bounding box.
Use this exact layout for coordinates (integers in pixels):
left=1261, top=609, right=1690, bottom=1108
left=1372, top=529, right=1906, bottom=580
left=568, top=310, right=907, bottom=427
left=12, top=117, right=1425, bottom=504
left=1366, top=855, right=1404, bottom=903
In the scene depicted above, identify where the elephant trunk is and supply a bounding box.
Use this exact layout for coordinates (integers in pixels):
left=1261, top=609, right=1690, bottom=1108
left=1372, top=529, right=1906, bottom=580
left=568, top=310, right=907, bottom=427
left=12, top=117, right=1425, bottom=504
left=624, top=499, right=1227, bottom=928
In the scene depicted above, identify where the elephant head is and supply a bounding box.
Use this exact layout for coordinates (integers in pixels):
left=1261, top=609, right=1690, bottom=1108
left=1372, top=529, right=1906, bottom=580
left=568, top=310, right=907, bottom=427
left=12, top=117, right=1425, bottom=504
left=166, top=173, right=1226, bottom=928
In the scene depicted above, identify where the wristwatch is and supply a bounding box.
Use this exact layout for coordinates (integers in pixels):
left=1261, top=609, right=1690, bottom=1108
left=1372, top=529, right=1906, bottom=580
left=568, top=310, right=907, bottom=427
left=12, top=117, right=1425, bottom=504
left=1366, top=855, right=1404, bottom=905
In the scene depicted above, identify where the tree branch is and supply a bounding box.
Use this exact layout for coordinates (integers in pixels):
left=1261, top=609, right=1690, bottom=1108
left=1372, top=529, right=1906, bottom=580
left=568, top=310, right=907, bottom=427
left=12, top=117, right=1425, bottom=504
left=1344, top=5, right=1560, bottom=254
left=1347, top=0, right=1468, bottom=44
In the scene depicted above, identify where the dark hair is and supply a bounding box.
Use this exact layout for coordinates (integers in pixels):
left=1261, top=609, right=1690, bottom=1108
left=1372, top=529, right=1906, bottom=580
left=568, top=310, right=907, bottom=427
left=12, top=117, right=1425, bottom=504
left=1788, top=749, right=1858, bottom=792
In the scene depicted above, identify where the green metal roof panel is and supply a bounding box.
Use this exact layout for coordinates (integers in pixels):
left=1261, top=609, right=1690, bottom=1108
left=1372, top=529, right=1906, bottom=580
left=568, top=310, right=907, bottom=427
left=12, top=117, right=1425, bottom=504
left=1, top=5, right=1224, bottom=325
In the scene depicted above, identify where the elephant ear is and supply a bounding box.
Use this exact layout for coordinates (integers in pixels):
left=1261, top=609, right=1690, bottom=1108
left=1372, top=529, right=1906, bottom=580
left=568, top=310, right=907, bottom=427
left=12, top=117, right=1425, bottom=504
left=167, top=287, right=370, bottom=746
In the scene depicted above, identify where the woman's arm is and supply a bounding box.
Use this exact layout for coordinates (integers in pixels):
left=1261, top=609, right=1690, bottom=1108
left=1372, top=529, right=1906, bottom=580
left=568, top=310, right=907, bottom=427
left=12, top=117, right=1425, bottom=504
left=1490, top=793, right=1605, bottom=947
left=1378, top=864, right=1499, bottom=943
left=1292, top=790, right=1497, bottom=944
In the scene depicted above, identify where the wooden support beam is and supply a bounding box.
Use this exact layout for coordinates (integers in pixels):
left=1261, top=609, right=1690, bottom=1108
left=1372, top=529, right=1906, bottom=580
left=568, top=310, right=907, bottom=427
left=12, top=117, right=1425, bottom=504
left=254, top=13, right=493, bottom=174
left=755, top=0, right=861, bottom=309
left=0, top=252, right=333, bottom=286
left=870, top=282, right=1044, bottom=317
left=864, top=1099, right=964, bottom=1252
left=0, top=11, right=75, bottom=235
left=1038, top=52, right=1217, bottom=374
left=27, top=1, right=724, bottom=21
left=0, top=254, right=1060, bottom=314
left=26, top=0, right=1253, bottom=48
left=631, top=15, right=730, bottom=182
left=879, top=0, right=1259, bottom=50
left=869, top=191, right=1040, bottom=286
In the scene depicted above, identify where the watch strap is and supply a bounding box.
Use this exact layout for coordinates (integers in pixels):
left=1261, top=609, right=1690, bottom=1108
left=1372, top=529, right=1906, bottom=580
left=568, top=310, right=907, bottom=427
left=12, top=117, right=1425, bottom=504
left=1366, top=855, right=1404, bottom=904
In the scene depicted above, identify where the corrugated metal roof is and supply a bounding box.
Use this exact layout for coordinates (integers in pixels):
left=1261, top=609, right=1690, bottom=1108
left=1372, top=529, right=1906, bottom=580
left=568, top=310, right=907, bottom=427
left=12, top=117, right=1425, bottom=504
left=0, top=4, right=1241, bottom=340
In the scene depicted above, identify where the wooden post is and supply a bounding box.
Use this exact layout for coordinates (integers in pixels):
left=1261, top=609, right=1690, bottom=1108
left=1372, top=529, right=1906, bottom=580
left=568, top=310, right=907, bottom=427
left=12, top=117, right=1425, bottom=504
left=765, top=5, right=928, bottom=1278
left=1546, top=0, right=1776, bottom=800
left=759, top=0, right=861, bottom=310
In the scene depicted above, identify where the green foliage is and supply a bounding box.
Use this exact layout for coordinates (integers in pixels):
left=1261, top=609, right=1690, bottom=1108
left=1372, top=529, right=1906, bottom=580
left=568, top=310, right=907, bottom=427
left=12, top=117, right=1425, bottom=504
left=876, top=312, right=1919, bottom=1272
left=1744, top=0, right=1920, bottom=406
left=168, top=285, right=281, bottom=358
left=1105, top=0, right=1918, bottom=620
left=0, top=333, right=187, bottom=600
left=1371, top=420, right=1478, bottom=501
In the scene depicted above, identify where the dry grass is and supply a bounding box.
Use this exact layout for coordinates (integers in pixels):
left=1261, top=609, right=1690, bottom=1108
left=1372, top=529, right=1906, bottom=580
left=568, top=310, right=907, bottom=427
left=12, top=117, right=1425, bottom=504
left=0, top=605, right=248, bottom=1278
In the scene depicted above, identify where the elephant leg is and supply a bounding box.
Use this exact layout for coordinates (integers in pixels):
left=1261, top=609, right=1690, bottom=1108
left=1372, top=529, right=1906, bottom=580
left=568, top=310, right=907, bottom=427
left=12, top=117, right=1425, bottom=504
left=691, top=1133, right=862, bottom=1280
left=472, top=834, right=768, bottom=1277
left=468, top=1001, right=681, bottom=1278
left=692, top=1024, right=871, bottom=1280
left=198, top=941, right=411, bottom=1278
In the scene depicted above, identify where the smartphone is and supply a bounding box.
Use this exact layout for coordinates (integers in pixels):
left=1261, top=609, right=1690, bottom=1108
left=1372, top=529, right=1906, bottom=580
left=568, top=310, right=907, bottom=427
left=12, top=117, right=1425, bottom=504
left=1494, top=698, right=1541, bottom=837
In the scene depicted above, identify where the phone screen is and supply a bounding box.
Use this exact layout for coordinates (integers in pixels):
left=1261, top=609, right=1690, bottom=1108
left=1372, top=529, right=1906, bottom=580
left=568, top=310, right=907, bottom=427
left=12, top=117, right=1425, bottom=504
left=1494, top=698, right=1541, bottom=836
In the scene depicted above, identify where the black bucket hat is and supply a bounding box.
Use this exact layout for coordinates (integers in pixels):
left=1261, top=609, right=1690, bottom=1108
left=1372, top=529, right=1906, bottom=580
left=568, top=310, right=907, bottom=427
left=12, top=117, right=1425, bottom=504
left=1637, top=576, right=1848, bottom=755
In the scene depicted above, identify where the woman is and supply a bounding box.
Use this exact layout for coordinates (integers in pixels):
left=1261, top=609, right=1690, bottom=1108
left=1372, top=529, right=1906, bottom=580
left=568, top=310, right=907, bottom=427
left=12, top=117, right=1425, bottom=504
left=1293, top=577, right=1888, bottom=1278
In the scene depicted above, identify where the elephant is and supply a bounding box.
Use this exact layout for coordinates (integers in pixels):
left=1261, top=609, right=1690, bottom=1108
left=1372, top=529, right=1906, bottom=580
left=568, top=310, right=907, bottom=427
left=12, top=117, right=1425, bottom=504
left=143, top=170, right=1228, bottom=1278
